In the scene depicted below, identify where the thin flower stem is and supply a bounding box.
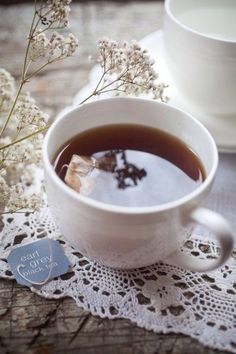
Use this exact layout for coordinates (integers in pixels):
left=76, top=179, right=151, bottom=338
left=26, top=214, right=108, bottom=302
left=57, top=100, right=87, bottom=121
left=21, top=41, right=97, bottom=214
left=99, top=75, right=123, bottom=92
left=30, top=7, right=55, bottom=41
left=97, top=81, right=126, bottom=95
left=79, top=80, right=118, bottom=105
left=1, top=209, right=34, bottom=215
left=22, top=7, right=52, bottom=79
left=93, top=68, right=108, bottom=93
left=0, top=82, right=24, bottom=139
left=24, top=60, right=33, bottom=79
left=78, top=83, right=117, bottom=105
left=0, top=127, right=23, bottom=169
left=0, top=159, right=22, bottom=163
left=0, top=127, right=24, bottom=170
left=79, top=70, right=129, bottom=105
left=22, top=10, right=37, bottom=79
left=79, top=92, right=97, bottom=105
left=97, top=64, right=138, bottom=91
left=24, top=62, right=52, bottom=81
left=25, top=56, right=65, bottom=81
left=100, top=88, right=125, bottom=94
left=120, top=79, right=150, bottom=89
left=0, top=5, right=40, bottom=140
left=0, top=125, right=50, bottom=152
left=37, top=24, right=63, bottom=36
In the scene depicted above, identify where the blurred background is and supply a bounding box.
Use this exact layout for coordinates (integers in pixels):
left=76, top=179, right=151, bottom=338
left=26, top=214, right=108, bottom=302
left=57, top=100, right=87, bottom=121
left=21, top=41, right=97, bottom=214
left=0, top=0, right=164, bottom=118
left=0, top=0, right=161, bottom=3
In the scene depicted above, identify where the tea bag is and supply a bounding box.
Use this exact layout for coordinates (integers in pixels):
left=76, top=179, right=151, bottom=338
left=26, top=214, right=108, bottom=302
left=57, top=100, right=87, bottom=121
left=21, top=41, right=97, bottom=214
left=64, top=154, right=98, bottom=194
left=64, top=154, right=115, bottom=195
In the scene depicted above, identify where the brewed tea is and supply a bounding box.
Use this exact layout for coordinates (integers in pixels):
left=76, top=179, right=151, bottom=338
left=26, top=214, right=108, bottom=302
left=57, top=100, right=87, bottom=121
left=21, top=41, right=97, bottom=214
left=54, top=124, right=205, bottom=207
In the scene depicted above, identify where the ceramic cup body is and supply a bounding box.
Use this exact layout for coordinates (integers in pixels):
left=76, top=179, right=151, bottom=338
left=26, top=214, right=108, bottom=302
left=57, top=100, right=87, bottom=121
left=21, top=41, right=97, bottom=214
left=164, top=0, right=236, bottom=117
left=43, top=97, right=234, bottom=271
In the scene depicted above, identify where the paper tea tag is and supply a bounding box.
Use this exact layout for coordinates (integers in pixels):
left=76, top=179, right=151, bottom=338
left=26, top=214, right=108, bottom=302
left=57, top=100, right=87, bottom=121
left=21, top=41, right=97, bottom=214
left=7, top=239, right=70, bottom=287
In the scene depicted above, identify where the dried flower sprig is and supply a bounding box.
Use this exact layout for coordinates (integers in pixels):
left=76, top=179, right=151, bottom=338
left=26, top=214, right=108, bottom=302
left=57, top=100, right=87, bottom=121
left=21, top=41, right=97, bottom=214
left=80, top=38, right=168, bottom=104
left=0, top=0, right=78, bottom=214
left=0, top=0, right=78, bottom=140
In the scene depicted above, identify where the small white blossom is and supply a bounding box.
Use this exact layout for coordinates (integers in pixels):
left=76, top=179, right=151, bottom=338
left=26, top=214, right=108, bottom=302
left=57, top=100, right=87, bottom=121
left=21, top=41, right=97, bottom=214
left=0, top=90, right=47, bottom=174
left=47, top=31, right=78, bottom=60
left=5, top=183, right=43, bottom=213
left=0, top=68, right=15, bottom=112
left=0, top=136, right=43, bottom=169
left=47, top=0, right=72, bottom=27
left=93, top=38, right=168, bottom=101
left=29, top=30, right=78, bottom=61
left=20, top=165, right=36, bottom=186
left=0, top=171, right=43, bottom=213
left=0, top=175, right=9, bottom=204
left=29, top=30, right=49, bottom=61
left=0, top=87, right=47, bottom=214
left=14, top=92, right=49, bottom=131
left=0, top=138, right=44, bottom=213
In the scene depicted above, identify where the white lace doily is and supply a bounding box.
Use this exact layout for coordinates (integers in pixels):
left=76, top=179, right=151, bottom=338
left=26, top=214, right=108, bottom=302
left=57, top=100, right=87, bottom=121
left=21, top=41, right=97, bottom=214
left=1, top=71, right=236, bottom=353
left=1, top=155, right=236, bottom=353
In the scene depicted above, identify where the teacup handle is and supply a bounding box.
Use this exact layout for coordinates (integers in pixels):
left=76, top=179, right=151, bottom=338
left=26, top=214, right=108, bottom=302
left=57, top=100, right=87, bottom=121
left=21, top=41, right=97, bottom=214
left=165, top=208, right=234, bottom=272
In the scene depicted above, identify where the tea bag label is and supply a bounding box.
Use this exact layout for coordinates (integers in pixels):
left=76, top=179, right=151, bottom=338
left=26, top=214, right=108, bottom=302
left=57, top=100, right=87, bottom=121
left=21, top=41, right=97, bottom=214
left=7, top=239, right=70, bottom=287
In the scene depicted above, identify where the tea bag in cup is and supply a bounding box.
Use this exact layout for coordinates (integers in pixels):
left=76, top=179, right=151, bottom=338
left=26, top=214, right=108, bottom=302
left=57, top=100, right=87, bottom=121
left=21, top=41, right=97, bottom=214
left=64, top=154, right=115, bottom=195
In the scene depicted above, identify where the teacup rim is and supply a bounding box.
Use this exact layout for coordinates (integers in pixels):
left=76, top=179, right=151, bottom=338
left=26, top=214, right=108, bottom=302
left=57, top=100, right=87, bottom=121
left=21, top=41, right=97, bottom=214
left=43, top=97, right=218, bottom=215
left=165, top=0, right=236, bottom=45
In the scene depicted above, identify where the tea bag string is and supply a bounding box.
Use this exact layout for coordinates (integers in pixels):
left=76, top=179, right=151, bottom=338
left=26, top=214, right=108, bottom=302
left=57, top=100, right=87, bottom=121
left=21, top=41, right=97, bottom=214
left=16, top=238, right=54, bottom=287
left=59, top=156, right=98, bottom=178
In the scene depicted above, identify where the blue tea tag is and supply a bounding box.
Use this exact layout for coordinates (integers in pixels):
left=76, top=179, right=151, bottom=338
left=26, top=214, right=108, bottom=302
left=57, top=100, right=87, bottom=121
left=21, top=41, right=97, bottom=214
left=7, top=239, right=70, bottom=287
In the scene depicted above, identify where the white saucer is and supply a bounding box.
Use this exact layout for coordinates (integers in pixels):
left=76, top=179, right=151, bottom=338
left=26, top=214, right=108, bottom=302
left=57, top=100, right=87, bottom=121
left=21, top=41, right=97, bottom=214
left=69, top=30, right=236, bottom=153
left=140, top=30, right=236, bottom=153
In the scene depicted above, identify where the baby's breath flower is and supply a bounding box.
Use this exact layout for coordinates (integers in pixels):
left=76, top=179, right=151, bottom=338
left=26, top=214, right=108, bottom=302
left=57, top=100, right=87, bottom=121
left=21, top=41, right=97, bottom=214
left=66, top=33, right=79, bottom=56
left=6, top=183, right=43, bottom=213
left=0, top=134, right=44, bottom=213
left=47, top=31, right=78, bottom=60
left=0, top=69, right=15, bottom=112
left=29, top=30, right=49, bottom=61
left=20, top=165, right=36, bottom=186
left=0, top=90, right=46, bottom=175
left=0, top=174, right=43, bottom=213
left=25, top=192, right=44, bottom=211
left=0, top=175, right=9, bottom=211
left=0, top=1, right=79, bottom=216
left=90, top=38, right=168, bottom=102
left=29, top=30, right=78, bottom=62
left=47, top=0, right=72, bottom=27
left=1, top=136, right=43, bottom=169
left=14, top=92, right=49, bottom=131
left=0, top=174, right=8, bottom=198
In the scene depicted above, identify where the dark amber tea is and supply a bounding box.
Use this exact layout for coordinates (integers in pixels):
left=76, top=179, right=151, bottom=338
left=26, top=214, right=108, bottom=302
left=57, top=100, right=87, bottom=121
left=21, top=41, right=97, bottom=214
left=54, top=124, right=205, bottom=207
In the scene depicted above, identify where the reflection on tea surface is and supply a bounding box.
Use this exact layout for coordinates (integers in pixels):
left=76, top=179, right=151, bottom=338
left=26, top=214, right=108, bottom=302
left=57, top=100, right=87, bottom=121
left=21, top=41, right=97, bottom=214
left=54, top=124, right=205, bottom=207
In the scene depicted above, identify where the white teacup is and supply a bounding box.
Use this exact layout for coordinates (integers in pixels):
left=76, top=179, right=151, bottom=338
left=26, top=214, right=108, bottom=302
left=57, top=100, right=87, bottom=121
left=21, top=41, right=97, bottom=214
left=164, top=0, right=236, bottom=117
left=43, top=98, right=234, bottom=271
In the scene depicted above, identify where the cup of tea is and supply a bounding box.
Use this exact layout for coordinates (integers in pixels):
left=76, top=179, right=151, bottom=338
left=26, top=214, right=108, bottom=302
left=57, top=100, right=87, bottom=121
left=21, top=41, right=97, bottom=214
left=43, top=97, right=234, bottom=271
left=164, top=0, right=236, bottom=118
